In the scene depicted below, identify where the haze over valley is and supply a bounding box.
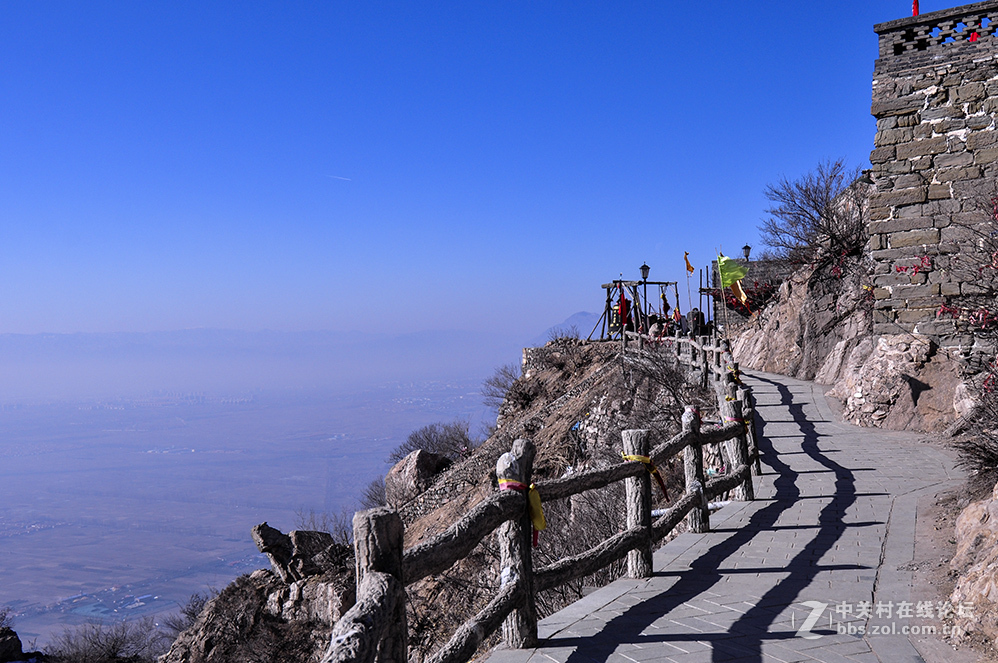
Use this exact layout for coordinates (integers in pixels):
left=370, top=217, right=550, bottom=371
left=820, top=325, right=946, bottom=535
left=0, top=328, right=531, bottom=644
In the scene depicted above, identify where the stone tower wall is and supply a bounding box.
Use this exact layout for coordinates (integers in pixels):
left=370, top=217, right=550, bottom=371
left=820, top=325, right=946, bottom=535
left=870, top=1, right=998, bottom=353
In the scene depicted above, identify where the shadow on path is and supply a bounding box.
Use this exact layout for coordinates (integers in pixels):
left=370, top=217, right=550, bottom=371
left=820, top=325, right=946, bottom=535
left=554, top=375, right=862, bottom=662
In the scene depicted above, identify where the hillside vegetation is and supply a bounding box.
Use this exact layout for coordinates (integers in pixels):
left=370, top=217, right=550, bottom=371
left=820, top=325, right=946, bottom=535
left=155, top=338, right=714, bottom=663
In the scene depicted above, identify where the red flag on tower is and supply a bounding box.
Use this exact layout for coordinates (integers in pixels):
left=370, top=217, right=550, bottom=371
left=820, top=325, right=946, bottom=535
left=913, top=0, right=919, bottom=16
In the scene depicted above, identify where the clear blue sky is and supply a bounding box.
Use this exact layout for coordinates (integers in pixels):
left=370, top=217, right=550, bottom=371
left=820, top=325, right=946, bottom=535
left=0, top=2, right=942, bottom=337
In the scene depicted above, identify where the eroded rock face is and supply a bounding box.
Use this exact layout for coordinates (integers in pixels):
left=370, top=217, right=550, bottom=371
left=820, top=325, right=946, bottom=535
left=950, top=481, right=998, bottom=643
left=826, top=333, right=962, bottom=431
left=733, top=259, right=965, bottom=432
left=251, top=523, right=344, bottom=584
left=384, top=449, right=452, bottom=506
left=732, top=262, right=874, bottom=383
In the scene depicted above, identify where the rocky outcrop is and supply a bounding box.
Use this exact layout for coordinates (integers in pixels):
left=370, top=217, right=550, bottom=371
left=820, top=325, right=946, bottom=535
left=732, top=260, right=873, bottom=383
left=0, top=628, right=22, bottom=663
left=733, top=259, right=967, bottom=431
left=949, top=480, right=998, bottom=644
left=384, top=449, right=452, bottom=506
left=166, top=341, right=711, bottom=662
left=162, top=525, right=355, bottom=663
left=251, top=523, right=346, bottom=584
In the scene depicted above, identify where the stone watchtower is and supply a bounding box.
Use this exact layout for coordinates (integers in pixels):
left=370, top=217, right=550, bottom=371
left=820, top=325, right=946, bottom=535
left=870, top=1, right=998, bottom=354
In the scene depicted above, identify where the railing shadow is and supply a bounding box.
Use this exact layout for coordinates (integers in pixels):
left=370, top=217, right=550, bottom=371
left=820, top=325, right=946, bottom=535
left=554, top=373, right=861, bottom=662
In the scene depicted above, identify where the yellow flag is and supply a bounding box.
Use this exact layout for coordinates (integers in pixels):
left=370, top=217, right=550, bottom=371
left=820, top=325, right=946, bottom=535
left=684, top=252, right=695, bottom=275
left=730, top=280, right=749, bottom=306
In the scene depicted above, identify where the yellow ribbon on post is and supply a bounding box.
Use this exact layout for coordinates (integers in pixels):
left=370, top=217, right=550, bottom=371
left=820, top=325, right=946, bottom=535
left=527, top=484, right=546, bottom=532
left=621, top=453, right=670, bottom=499
left=498, top=478, right=546, bottom=543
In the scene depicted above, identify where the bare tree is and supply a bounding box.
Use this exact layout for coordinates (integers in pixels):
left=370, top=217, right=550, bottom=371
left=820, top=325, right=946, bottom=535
left=387, top=421, right=475, bottom=463
left=293, top=507, right=353, bottom=545
left=482, top=363, right=521, bottom=410
left=360, top=477, right=388, bottom=508
left=758, top=159, right=869, bottom=265
left=48, top=618, right=170, bottom=662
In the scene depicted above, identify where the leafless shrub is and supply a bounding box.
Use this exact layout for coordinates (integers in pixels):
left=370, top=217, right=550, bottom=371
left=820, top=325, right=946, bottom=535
left=931, top=188, right=998, bottom=486
left=624, top=344, right=714, bottom=430
left=48, top=617, right=170, bottom=663
left=482, top=363, right=521, bottom=410
left=547, top=324, right=581, bottom=343
left=0, top=606, right=12, bottom=629
left=758, top=159, right=868, bottom=266
left=388, top=421, right=475, bottom=464
left=293, top=507, right=353, bottom=545
left=954, top=364, right=998, bottom=493
left=162, top=590, right=217, bottom=638
left=952, top=433, right=998, bottom=494
left=360, top=477, right=388, bottom=509
left=934, top=186, right=998, bottom=344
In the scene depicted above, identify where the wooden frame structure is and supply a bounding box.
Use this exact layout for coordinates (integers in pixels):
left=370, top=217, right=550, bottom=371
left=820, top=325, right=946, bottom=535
left=589, top=279, right=679, bottom=341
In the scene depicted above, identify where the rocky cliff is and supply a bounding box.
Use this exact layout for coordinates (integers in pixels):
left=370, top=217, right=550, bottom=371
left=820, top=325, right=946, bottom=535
left=732, top=257, right=967, bottom=432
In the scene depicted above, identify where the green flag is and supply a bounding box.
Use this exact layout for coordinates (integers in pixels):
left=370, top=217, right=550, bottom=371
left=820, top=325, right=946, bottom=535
left=717, top=254, right=748, bottom=288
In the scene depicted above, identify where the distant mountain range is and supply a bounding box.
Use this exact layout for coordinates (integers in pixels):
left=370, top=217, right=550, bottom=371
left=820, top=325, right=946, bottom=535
left=0, top=329, right=524, bottom=402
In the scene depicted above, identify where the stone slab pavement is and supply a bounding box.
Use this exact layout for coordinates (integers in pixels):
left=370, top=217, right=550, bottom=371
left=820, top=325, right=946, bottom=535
left=484, top=371, right=977, bottom=663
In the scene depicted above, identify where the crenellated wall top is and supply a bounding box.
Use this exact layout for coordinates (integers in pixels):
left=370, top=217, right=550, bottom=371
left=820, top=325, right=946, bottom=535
left=875, top=1, right=998, bottom=59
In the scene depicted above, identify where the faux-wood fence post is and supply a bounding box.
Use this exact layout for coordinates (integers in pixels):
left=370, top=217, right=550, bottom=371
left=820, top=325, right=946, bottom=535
left=722, top=383, right=754, bottom=501
left=739, top=386, right=762, bottom=476
left=682, top=406, right=709, bottom=533
left=622, top=429, right=652, bottom=578
left=349, top=508, right=407, bottom=663
left=497, top=438, right=538, bottom=648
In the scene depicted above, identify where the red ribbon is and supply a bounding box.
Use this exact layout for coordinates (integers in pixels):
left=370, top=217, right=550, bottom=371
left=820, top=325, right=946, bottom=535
left=499, top=479, right=541, bottom=547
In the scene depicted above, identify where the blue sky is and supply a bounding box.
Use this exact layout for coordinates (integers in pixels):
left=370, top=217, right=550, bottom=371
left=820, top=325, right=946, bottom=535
left=0, top=2, right=942, bottom=336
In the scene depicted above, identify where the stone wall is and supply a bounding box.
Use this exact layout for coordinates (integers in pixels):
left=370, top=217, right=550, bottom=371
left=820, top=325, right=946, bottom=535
left=870, top=1, right=998, bottom=353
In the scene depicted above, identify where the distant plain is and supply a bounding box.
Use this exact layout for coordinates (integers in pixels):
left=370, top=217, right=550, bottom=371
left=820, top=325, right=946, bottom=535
left=0, top=328, right=534, bottom=646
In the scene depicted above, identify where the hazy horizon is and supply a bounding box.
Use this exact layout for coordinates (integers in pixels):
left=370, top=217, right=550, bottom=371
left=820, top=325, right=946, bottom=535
left=0, top=326, right=534, bottom=403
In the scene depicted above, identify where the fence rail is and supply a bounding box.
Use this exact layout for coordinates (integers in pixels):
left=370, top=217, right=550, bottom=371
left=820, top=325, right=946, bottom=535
left=321, top=333, right=757, bottom=663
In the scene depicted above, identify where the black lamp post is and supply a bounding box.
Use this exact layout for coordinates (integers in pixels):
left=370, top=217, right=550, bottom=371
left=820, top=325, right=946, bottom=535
left=639, top=263, right=650, bottom=329
left=742, top=244, right=751, bottom=260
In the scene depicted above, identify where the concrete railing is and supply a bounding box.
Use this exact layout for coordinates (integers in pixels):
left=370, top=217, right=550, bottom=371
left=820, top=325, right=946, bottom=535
left=322, top=341, right=757, bottom=663
left=875, top=0, right=998, bottom=59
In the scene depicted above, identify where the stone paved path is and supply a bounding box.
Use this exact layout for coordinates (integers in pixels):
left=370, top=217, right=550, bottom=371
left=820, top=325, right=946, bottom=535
left=485, top=371, right=973, bottom=663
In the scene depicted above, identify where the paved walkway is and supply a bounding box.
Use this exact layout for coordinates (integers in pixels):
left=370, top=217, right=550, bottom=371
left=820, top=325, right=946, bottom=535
left=486, top=371, right=972, bottom=663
